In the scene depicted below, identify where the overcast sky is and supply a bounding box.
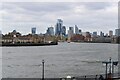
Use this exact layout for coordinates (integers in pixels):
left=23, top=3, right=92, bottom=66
left=0, top=2, right=118, bottom=35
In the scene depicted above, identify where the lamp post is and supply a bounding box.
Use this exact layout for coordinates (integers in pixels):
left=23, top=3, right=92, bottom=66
left=112, top=61, right=118, bottom=78
left=102, top=58, right=118, bottom=79
left=102, top=57, right=112, bottom=79
left=42, top=60, right=45, bottom=80
left=102, top=62, right=108, bottom=79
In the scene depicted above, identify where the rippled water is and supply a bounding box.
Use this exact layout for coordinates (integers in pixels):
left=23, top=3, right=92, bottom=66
left=2, top=43, right=118, bottom=78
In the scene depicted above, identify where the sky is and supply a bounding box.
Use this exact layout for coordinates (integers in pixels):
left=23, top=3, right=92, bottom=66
left=0, top=2, right=118, bottom=35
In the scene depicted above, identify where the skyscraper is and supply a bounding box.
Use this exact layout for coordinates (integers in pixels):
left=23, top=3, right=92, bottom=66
left=62, top=26, right=66, bottom=36
left=0, top=30, right=1, bottom=34
left=100, top=31, right=104, bottom=37
left=79, top=29, right=82, bottom=34
left=109, top=30, right=113, bottom=37
left=55, top=19, right=63, bottom=35
left=0, top=30, right=2, bottom=39
left=115, top=28, right=120, bottom=36
left=75, top=25, right=79, bottom=34
left=69, top=27, right=74, bottom=33
left=68, top=27, right=74, bottom=39
left=31, top=27, right=36, bottom=35
left=46, top=27, right=54, bottom=36
left=93, top=32, right=97, bottom=37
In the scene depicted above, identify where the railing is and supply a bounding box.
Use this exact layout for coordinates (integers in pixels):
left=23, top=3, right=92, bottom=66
left=1, top=73, right=120, bottom=80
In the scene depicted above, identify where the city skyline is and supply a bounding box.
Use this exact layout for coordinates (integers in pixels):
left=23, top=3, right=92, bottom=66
left=1, top=24, right=119, bottom=37
left=1, top=18, right=118, bottom=36
left=0, top=2, right=118, bottom=34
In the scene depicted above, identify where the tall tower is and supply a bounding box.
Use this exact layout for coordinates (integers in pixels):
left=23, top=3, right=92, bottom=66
left=109, top=30, right=113, bottom=37
left=93, top=32, right=97, bottom=37
left=55, top=19, right=63, bottom=36
left=115, top=28, right=120, bottom=36
left=75, top=25, right=79, bottom=34
left=31, top=27, right=36, bottom=35
left=0, top=30, right=2, bottom=41
left=62, top=26, right=66, bottom=36
left=100, top=31, right=104, bottom=37
left=46, top=27, right=54, bottom=36
left=68, top=27, right=74, bottom=38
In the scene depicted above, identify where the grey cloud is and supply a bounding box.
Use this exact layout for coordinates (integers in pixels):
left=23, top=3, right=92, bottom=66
left=81, top=2, right=112, bottom=10
left=4, top=2, right=72, bottom=12
left=2, top=2, right=74, bottom=22
left=1, top=2, right=118, bottom=34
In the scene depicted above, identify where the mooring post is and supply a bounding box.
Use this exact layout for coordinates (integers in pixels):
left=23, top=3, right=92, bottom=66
left=84, top=76, right=86, bottom=80
left=109, top=57, right=112, bottom=74
left=95, top=75, right=97, bottom=80
left=112, top=63, right=114, bottom=78
left=42, top=60, right=45, bottom=80
left=106, top=63, right=108, bottom=79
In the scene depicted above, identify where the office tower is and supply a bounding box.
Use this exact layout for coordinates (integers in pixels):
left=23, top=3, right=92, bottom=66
left=93, top=32, right=97, bottom=37
left=100, top=31, right=102, bottom=37
left=46, top=27, right=54, bottom=36
left=13, top=30, right=17, bottom=33
left=79, top=29, right=82, bottom=34
left=69, top=27, right=74, bottom=33
left=31, top=27, right=36, bottom=35
left=68, top=27, right=74, bottom=38
left=75, top=25, right=79, bottom=34
left=100, top=31, right=104, bottom=37
left=105, top=33, right=108, bottom=37
left=109, top=30, right=113, bottom=37
left=0, top=30, right=2, bottom=39
left=62, top=26, right=66, bottom=36
left=115, top=28, right=120, bottom=36
left=86, top=32, right=91, bottom=37
left=55, top=19, right=63, bottom=35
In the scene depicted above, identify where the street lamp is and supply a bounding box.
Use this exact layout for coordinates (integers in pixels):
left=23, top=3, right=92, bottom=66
left=102, top=57, right=118, bottom=79
left=112, top=61, right=118, bottom=78
left=102, top=57, right=112, bottom=79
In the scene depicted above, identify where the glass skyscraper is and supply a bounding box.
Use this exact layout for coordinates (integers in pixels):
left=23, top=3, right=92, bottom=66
left=75, top=25, right=79, bottom=34
left=55, top=19, right=63, bottom=35
left=115, top=28, right=120, bottom=36
left=31, top=27, right=36, bottom=35
left=62, top=26, right=66, bottom=36
left=47, top=27, right=54, bottom=36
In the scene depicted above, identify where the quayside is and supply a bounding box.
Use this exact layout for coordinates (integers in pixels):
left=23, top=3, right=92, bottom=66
left=2, top=42, right=58, bottom=47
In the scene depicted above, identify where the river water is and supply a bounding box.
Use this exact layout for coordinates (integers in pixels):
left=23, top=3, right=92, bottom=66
left=2, top=43, right=118, bottom=78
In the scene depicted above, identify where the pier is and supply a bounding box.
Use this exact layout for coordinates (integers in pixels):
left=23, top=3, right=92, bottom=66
left=2, top=42, right=58, bottom=46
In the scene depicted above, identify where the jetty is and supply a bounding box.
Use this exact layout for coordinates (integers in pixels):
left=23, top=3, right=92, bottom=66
left=1, top=42, right=58, bottom=47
